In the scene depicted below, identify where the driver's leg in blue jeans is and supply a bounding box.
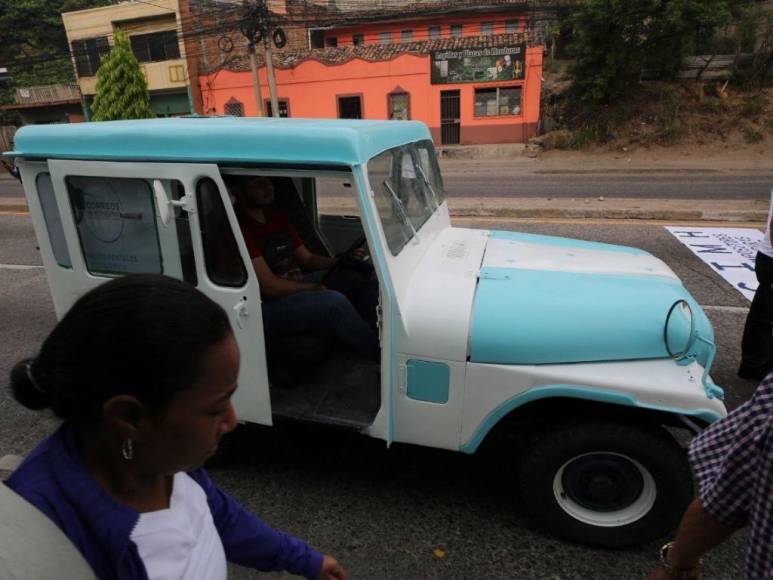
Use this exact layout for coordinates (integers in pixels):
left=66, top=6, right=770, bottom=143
left=262, top=289, right=380, bottom=360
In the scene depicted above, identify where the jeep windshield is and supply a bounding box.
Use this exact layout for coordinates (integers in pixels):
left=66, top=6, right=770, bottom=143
left=367, top=139, right=445, bottom=256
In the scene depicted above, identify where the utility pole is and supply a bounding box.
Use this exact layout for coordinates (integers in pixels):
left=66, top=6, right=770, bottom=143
left=240, top=1, right=287, bottom=118
left=248, top=44, right=265, bottom=117
left=263, top=36, right=279, bottom=119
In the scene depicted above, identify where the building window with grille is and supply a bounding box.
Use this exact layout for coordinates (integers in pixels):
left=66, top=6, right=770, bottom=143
left=388, top=92, right=409, bottom=120
left=130, top=30, right=180, bottom=63
left=450, top=24, right=463, bottom=38
left=224, top=98, right=244, bottom=117
left=428, top=26, right=441, bottom=40
left=71, top=37, right=110, bottom=77
left=265, top=99, right=290, bottom=118
left=481, top=22, right=494, bottom=36
left=326, top=36, right=338, bottom=48
left=505, top=19, right=519, bottom=33
left=353, top=33, right=364, bottom=45
left=474, top=86, right=522, bottom=117
left=379, top=31, right=392, bottom=44
left=401, top=30, right=413, bottom=42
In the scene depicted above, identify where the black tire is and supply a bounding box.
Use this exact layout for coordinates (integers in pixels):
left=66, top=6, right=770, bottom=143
left=519, top=421, right=692, bottom=548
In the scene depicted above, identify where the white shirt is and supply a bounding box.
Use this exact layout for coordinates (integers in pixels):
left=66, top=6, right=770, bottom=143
left=759, top=188, right=773, bottom=259
left=130, top=473, right=227, bottom=580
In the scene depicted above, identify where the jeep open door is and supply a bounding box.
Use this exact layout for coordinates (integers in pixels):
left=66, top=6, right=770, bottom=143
left=44, top=160, right=272, bottom=425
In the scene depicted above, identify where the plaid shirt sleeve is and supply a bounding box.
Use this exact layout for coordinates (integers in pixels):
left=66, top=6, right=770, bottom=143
left=687, top=375, right=773, bottom=528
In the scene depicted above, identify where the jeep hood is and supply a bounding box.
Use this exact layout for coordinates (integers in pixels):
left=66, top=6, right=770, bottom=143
left=469, top=231, right=713, bottom=366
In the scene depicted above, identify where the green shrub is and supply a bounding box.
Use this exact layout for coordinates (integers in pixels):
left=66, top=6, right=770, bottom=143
left=656, top=121, right=686, bottom=145
left=699, top=98, right=726, bottom=115
left=743, top=124, right=765, bottom=143
left=739, top=94, right=769, bottom=119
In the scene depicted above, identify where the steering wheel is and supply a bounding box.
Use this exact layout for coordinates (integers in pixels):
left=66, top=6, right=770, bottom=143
left=342, top=234, right=369, bottom=262
left=321, top=235, right=371, bottom=284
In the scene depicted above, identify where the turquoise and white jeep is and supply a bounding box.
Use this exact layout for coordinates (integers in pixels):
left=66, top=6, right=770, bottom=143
left=7, top=117, right=726, bottom=547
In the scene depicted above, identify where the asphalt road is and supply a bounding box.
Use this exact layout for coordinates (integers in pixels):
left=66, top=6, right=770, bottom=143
left=0, top=214, right=755, bottom=579
left=440, top=163, right=773, bottom=199
left=3, top=165, right=773, bottom=201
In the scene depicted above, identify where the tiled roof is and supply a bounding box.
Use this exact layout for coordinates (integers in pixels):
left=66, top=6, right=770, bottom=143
left=212, top=32, right=541, bottom=74
left=322, top=0, right=528, bottom=22
left=288, top=0, right=528, bottom=22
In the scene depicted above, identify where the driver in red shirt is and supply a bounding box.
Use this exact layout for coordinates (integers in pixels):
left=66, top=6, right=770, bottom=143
left=225, top=175, right=379, bottom=360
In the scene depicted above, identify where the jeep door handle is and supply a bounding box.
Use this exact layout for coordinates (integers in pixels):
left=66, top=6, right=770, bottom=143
left=233, top=299, right=249, bottom=329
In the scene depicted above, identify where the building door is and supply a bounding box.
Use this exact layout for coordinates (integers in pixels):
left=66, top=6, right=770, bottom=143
left=440, top=90, right=460, bottom=145
left=338, top=96, right=362, bottom=119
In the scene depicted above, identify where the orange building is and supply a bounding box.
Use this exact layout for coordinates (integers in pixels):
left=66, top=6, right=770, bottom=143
left=198, top=6, right=543, bottom=145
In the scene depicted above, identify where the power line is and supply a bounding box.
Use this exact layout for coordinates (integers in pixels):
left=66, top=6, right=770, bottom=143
left=4, top=0, right=739, bottom=76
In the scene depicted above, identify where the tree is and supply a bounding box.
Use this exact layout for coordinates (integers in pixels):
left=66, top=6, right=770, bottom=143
left=0, top=0, right=118, bottom=124
left=90, top=30, right=154, bottom=121
left=0, top=0, right=118, bottom=85
left=568, top=0, right=733, bottom=106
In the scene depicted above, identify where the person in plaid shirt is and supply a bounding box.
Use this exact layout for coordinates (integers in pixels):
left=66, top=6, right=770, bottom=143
left=650, top=375, right=772, bottom=579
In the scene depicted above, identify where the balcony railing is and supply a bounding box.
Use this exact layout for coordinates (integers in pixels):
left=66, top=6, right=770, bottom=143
left=14, top=84, right=81, bottom=105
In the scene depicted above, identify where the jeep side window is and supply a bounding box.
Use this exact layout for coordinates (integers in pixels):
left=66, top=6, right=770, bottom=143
left=36, top=173, right=72, bottom=268
left=66, top=176, right=162, bottom=276
left=195, top=177, right=247, bottom=288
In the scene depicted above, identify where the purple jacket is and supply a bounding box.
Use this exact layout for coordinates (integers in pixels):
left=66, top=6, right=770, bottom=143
left=5, top=426, right=323, bottom=580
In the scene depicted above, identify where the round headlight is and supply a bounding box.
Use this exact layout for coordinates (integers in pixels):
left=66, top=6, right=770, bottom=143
left=664, top=300, right=694, bottom=359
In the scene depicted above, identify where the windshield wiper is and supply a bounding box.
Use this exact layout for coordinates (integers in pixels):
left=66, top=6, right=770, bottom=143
left=416, top=164, right=440, bottom=209
left=382, top=179, right=418, bottom=239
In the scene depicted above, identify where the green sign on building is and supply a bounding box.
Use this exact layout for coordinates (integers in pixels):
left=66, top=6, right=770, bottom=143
left=431, top=45, right=526, bottom=84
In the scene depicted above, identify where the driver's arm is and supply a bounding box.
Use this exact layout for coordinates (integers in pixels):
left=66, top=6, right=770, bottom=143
left=251, top=256, right=322, bottom=298
left=294, top=244, right=337, bottom=272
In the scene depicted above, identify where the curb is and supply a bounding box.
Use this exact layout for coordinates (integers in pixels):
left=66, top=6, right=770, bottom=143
left=449, top=207, right=768, bottom=222
left=436, top=144, right=526, bottom=160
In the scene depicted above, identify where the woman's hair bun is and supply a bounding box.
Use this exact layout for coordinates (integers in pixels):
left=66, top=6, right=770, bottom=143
left=9, top=358, right=51, bottom=411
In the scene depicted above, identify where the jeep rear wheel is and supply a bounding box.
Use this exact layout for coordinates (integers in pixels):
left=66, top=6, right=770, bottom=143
left=519, top=421, right=692, bottom=548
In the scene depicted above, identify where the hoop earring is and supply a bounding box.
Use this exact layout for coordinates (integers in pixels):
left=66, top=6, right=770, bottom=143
left=121, top=438, right=133, bottom=461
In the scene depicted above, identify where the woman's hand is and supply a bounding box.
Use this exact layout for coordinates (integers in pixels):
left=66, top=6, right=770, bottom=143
left=317, top=555, right=348, bottom=580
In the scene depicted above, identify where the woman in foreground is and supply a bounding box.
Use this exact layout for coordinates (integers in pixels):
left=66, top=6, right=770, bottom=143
left=6, top=274, right=347, bottom=580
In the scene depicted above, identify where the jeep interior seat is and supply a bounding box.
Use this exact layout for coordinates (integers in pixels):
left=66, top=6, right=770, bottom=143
left=263, top=176, right=332, bottom=372
left=270, top=176, right=328, bottom=256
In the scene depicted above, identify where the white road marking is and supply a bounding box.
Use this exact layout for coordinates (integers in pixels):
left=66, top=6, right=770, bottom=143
left=0, top=263, right=44, bottom=270
left=702, top=305, right=749, bottom=314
